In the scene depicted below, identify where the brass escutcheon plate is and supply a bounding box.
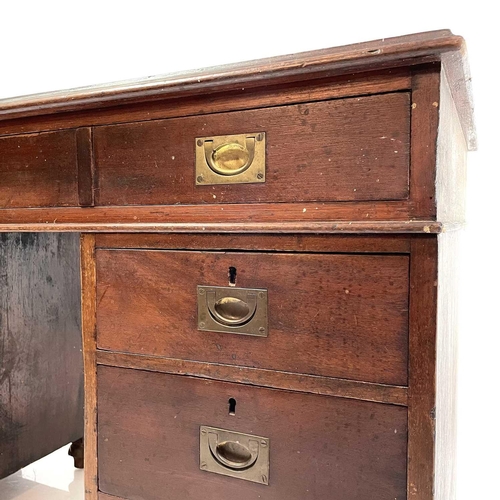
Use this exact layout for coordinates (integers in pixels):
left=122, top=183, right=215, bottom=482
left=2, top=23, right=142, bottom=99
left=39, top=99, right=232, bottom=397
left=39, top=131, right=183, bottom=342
left=200, top=426, right=270, bottom=485
left=195, top=132, right=266, bottom=185
left=197, top=286, right=268, bottom=337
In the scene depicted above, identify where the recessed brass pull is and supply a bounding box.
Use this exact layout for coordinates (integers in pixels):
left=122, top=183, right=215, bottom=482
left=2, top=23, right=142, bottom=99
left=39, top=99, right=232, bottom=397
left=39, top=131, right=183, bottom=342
left=195, top=132, right=265, bottom=185
left=205, top=138, right=255, bottom=176
left=207, top=293, right=257, bottom=326
left=197, top=286, right=268, bottom=337
left=200, top=426, right=270, bottom=484
left=208, top=433, right=259, bottom=470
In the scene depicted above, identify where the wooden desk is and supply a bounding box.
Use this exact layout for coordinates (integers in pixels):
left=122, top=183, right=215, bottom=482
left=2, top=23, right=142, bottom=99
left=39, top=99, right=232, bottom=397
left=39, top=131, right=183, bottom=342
left=0, top=30, right=474, bottom=499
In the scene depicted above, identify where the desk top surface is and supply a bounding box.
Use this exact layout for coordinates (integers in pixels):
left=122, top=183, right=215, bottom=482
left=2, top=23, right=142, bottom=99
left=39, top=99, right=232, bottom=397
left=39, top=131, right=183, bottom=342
left=0, top=29, right=475, bottom=149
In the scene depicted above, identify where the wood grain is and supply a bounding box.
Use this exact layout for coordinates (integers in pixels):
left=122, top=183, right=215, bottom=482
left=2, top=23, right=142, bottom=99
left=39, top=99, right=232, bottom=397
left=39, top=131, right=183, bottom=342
left=94, top=93, right=410, bottom=206
left=95, top=233, right=411, bottom=253
left=0, top=129, right=78, bottom=208
left=410, top=65, right=441, bottom=219
left=80, top=234, right=98, bottom=500
left=96, top=350, right=408, bottom=406
left=434, top=231, right=461, bottom=500
left=76, top=127, right=95, bottom=207
left=97, top=367, right=408, bottom=500
left=0, top=30, right=474, bottom=149
left=407, top=236, right=438, bottom=500
left=0, top=233, right=83, bottom=479
left=96, top=249, right=409, bottom=386
left=436, top=70, right=468, bottom=225
left=0, top=70, right=410, bottom=137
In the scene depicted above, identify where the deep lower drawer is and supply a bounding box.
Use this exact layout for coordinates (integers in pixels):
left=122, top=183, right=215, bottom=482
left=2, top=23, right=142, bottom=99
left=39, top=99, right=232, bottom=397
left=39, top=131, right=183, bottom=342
left=96, top=249, right=409, bottom=386
left=97, top=366, right=408, bottom=500
left=93, top=92, right=410, bottom=206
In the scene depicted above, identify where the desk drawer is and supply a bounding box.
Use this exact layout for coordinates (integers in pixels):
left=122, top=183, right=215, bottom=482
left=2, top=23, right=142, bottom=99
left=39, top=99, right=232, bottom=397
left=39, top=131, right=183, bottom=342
left=96, top=249, right=409, bottom=386
left=97, top=366, right=408, bottom=500
left=94, top=92, right=410, bottom=206
left=0, top=130, right=78, bottom=208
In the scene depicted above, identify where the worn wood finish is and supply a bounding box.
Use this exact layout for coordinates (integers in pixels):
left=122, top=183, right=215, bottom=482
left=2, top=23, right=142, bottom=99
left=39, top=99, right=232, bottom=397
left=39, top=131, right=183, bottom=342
left=436, top=70, right=468, bottom=225
left=407, top=236, right=438, bottom=500
left=0, top=129, right=78, bottom=208
left=97, top=366, right=408, bottom=500
left=0, top=233, right=83, bottom=479
left=96, top=351, right=408, bottom=406
left=94, top=93, right=410, bottom=206
left=0, top=70, right=411, bottom=137
left=410, top=65, right=441, bottom=219
left=0, top=30, right=474, bottom=149
left=80, top=234, right=98, bottom=500
left=96, top=249, right=409, bottom=386
left=435, top=232, right=461, bottom=500
left=76, top=127, right=95, bottom=207
left=95, top=233, right=412, bottom=253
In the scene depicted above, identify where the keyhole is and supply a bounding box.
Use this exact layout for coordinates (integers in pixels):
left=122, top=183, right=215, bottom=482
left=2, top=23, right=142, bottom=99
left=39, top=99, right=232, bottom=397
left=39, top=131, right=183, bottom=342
left=228, top=398, right=237, bottom=415
left=228, top=267, right=237, bottom=286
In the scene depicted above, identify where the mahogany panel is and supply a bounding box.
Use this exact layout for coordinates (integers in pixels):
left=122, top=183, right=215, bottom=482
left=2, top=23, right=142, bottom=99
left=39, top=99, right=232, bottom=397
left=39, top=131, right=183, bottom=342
left=0, top=129, right=78, bottom=208
left=97, top=366, right=408, bottom=500
left=96, top=250, right=409, bottom=386
left=94, top=92, right=410, bottom=206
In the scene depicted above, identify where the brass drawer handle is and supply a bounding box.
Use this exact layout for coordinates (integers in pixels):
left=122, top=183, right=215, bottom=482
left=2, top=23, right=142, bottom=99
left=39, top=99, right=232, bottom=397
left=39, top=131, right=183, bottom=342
left=197, top=286, right=268, bottom=337
left=206, top=292, right=257, bottom=326
left=205, top=138, right=255, bottom=176
left=208, top=432, right=259, bottom=470
left=200, top=426, right=270, bottom=484
left=195, top=133, right=266, bottom=185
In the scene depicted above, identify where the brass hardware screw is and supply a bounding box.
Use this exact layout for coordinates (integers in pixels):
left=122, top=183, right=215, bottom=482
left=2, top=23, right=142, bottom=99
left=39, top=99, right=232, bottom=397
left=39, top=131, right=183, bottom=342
left=257, top=172, right=264, bottom=180
left=199, top=322, right=206, bottom=328
left=197, top=139, right=203, bottom=147
left=261, top=440, right=267, bottom=447
left=262, top=475, right=268, bottom=483
left=201, top=462, right=207, bottom=469
left=199, top=288, right=205, bottom=295
left=258, top=292, right=265, bottom=299
left=259, top=327, right=265, bottom=334
left=201, top=429, right=207, bottom=435
left=197, top=175, right=204, bottom=183
left=256, top=133, right=263, bottom=141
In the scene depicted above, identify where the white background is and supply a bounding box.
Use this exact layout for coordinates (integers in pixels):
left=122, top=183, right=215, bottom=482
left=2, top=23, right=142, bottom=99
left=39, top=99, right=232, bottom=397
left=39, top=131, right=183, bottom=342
left=1, top=2, right=498, bottom=498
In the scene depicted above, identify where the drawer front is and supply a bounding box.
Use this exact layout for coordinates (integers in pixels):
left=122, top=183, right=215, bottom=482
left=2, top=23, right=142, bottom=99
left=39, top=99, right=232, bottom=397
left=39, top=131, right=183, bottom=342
left=94, top=92, right=410, bottom=206
left=98, top=366, right=408, bottom=500
left=0, top=130, right=78, bottom=208
left=96, top=250, right=409, bottom=385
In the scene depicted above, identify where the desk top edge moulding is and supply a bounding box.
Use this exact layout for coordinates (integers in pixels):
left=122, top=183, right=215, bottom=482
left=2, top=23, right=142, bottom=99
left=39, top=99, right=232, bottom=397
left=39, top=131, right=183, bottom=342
left=0, top=29, right=474, bottom=233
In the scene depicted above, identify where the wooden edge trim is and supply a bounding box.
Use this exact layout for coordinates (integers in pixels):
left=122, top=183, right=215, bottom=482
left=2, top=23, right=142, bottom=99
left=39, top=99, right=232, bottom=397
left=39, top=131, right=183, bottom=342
left=0, top=31, right=464, bottom=122
left=81, top=234, right=98, bottom=500
left=410, top=65, right=441, bottom=220
left=0, top=220, right=444, bottom=234
left=76, top=127, right=95, bottom=207
left=96, top=350, right=408, bottom=407
left=407, top=236, right=438, bottom=499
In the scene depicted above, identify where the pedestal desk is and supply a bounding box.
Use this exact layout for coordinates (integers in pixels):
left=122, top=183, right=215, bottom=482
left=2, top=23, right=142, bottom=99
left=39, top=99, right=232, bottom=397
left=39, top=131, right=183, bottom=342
left=0, top=30, right=475, bottom=500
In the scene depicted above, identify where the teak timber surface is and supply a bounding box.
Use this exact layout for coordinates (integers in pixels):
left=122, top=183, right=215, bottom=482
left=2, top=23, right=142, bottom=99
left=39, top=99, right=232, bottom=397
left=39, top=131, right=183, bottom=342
left=96, top=249, right=409, bottom=385
left=0, top=30, right=474, bottom=150
left=97, top=366, right=408, bottom=500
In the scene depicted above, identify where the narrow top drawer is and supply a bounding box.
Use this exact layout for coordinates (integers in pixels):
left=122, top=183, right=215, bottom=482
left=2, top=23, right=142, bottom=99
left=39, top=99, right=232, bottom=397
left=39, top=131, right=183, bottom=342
left=0, top=130, right=78, bottom=208
left=94, top=92, right=410, bottom=206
